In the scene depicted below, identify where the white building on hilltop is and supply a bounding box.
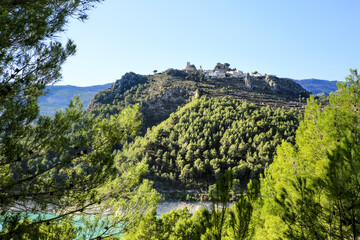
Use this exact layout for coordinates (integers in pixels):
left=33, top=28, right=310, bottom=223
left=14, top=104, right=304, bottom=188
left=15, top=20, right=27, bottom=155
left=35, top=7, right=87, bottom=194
left=226, top=70, right=245, bottom=78
left=206, top=71, right=226, bottom=78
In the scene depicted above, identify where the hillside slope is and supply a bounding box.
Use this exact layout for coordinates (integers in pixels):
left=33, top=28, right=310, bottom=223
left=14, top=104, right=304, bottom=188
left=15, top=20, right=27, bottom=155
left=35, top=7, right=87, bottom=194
left=116, top=97, right=300, bottom=198
left=88, top=70, right=308, bottom=133
left=36, top=77, right=338, bottom=116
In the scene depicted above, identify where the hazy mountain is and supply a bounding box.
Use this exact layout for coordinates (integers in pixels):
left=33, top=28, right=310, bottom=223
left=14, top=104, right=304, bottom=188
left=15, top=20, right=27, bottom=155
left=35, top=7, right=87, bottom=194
left=294, top=79, right=339, bottom=95
left=38, top=83, right=113, bottom=115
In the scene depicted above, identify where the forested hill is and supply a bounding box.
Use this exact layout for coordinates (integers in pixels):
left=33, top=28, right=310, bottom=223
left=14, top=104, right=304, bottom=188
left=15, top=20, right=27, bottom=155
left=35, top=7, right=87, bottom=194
left=87, top=69, right=309, bottom=133
left=117, top=97, right=300, bottom=198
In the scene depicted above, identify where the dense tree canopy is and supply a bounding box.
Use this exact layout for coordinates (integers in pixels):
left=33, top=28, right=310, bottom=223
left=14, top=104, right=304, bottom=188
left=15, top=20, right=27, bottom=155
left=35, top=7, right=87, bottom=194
left=118, top=96, right=300, bottom=191
left=123, top=70, right=360, bottom=240
left=4, top=1, right=358, bottom=240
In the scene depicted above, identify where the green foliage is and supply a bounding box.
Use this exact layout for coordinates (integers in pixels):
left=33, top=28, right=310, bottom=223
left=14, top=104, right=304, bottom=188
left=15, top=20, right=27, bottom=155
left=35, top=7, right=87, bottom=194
left=0, top=98, right=159, bottom=238
left=274, top=177, right=326, bottom=239
left=323, top=137, right=360, bottom=239
left=202, top=174, right=260, bottom=240
left=226, top=179, right=259, bottom=240
left=0, top=1, right=159, bottom=238
left=274, top=137, right=360, bottom=240
left=118, top=96, right=299, bottom=190
left=124, top=172, right=260, bottom=240
left=204, top=170, right=234, bottom=240
left=122, top=208, right=206, bottom=240
left=258, top=69, right=360, bottom=239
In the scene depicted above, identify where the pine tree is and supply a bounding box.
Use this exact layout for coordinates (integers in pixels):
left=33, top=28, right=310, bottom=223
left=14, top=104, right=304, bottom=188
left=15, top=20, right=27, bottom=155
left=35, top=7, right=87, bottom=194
left=227, top=179, right=259, bottom=240
left=203, top=170, right=234, bottom=240
left=258, top=69, right=360, bottom=239
left=0, top=1, right=159, bottom=238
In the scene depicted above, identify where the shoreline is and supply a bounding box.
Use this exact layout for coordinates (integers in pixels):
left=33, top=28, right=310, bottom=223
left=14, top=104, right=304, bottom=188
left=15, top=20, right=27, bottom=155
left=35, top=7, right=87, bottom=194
left=156, top=201, right=211, bottom=215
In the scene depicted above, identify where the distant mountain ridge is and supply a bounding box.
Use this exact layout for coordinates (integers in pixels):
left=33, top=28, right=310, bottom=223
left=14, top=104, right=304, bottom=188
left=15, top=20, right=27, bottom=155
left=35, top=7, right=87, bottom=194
left=294, top=78, right=339, bottom=95
left=38, top=83, right=112, bottom=115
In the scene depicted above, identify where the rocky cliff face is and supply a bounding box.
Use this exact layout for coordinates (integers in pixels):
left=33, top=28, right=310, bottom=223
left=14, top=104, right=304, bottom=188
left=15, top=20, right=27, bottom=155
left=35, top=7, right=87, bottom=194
left=141, top=87, right=195, bottom=131
left=262, top=75, right=308, bottom=98
left=113, top=72, right=148, bottom=93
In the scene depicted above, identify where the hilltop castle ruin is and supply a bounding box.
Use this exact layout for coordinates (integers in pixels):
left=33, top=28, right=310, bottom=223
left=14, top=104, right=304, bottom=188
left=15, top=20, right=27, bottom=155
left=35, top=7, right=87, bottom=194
left=184, top=62, right=266, bottom=79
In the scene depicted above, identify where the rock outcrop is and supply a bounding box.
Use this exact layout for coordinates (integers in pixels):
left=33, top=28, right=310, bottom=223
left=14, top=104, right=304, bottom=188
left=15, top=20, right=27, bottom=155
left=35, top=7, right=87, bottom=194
left=112, top=72, right=148, bottom=94
left=88, top=72, right=148, bottom=110
left=245, top=73, right=252, bottom=89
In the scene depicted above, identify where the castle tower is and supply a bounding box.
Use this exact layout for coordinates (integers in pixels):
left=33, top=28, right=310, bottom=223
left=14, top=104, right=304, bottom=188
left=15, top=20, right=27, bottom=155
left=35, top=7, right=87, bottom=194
left=185, top=62, right=197, bottom=72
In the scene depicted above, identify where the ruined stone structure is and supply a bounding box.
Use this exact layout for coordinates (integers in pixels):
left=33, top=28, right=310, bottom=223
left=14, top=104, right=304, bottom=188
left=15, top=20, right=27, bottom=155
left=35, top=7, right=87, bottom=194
left=185, top=62, right=197, bottom=73
left=265, top=74, right=278, bottom=91
left=245, top=73, right=252, bottom=89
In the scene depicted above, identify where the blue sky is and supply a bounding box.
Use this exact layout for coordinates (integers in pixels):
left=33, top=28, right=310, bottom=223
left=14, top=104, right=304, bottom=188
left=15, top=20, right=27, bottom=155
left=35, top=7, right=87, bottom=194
left=58, top=0, right=360, bottom=86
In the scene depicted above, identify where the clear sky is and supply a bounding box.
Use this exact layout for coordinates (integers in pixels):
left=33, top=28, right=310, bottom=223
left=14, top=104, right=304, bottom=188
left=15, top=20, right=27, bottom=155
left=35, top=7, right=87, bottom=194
left=58, top=0, right=360, bottom=86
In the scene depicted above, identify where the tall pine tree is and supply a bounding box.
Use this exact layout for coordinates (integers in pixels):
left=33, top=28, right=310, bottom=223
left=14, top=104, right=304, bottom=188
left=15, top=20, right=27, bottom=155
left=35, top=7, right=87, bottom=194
left=0, top=1, right=159, bottom=238
left=257, top=69, right=360, bottom=239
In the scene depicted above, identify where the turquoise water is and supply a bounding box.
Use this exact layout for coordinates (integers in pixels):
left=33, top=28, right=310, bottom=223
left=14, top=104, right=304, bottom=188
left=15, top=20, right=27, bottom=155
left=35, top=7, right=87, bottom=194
left=0, top=213, right=122, bottom=238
